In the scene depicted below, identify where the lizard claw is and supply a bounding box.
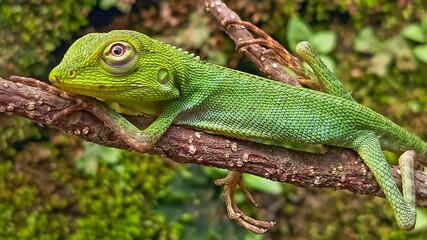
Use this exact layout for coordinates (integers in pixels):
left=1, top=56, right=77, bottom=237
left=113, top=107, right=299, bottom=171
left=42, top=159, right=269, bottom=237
left=214, top=171, right=276, bottom=234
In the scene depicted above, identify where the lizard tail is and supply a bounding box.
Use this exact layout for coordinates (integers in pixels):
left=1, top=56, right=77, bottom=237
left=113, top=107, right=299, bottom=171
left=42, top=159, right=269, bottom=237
left=379, top=118, right=427, bottom=163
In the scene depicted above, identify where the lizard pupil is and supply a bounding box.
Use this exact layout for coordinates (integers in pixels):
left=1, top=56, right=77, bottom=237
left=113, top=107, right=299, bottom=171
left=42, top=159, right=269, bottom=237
left=109, top=43, right=125, bottom=57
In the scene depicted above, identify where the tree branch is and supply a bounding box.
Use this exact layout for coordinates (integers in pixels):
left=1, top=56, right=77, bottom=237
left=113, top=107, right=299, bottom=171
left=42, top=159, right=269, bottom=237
left=0, top=0, right=426, bottom=209
left=200, top=0, right=301, bottom=85
left=1, top=75, right=426, bottom=207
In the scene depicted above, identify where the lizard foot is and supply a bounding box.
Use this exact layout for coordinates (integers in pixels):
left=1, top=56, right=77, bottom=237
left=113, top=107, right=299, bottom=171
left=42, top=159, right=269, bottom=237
left=222, top=19, right=319, bottom=89
left=214, top=171, right=276, bottom=234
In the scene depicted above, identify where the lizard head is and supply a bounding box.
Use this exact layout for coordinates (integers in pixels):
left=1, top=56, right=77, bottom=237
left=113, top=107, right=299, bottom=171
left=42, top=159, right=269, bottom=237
left=49, top=30, right=181, bottom=116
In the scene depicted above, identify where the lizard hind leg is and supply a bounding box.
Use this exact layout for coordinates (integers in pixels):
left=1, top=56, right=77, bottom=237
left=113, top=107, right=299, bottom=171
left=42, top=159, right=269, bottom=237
left=354, top=133, right=416, bottom=230
left=214, top=171, right=276, bottom=234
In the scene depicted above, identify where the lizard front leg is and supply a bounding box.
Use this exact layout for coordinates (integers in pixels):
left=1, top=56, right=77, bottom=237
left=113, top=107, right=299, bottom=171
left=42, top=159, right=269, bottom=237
left=84, top=100, right=181, bottom=152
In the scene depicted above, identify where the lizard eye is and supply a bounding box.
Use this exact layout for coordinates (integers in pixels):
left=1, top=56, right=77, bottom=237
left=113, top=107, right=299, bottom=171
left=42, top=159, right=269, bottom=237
left=102, top=41, right=138, bottom=75
left=109, top=43, right=126, bottom=57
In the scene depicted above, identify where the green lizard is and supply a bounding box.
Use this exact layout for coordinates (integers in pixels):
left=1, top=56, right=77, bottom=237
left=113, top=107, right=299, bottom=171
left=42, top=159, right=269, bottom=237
left=49, top=29, right=425, bottom=233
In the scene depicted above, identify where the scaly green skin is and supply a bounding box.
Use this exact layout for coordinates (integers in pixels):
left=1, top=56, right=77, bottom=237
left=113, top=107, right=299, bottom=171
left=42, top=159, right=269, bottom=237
left=49, top=30, right=426, bottom=230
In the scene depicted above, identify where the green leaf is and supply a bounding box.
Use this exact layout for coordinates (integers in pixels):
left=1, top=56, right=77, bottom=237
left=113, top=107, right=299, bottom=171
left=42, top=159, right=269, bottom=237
left=287, top=17, right=312, bottom=51
left=177, top=12, right=210, bottom=49
left=401, top=23, right=426, bottom=43
left=353, top=27, right=382, bottom=54
left=412, top=208, right=427, bottom=233
left=421, top=16, right=427, bottom=33
left=408, top=100, right=422, bottom=114
left=319, top=55, right=337, bottom=73
left=244, top=232, right=264, bottom=240
left=310, top=31, right=337, bottom=54
left=99, top=0, right=118, bottom=10
left=386, top=35, right=418, bottom=71
left=75, top=142, right=123, bottom=174
left=243, top=175, right=283, bottom=195
left=413, top=44, right=427, bottom=63
left=99, top=0, right=132, bottom=13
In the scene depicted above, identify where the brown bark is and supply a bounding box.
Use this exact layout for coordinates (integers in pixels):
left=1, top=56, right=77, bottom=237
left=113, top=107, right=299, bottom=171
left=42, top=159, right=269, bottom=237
left=1, top=76, right=426, bottom=206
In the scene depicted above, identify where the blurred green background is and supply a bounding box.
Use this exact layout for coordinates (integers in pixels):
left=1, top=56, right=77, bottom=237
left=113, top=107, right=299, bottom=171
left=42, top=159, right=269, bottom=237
left=1, top=0, right=427, bottom=239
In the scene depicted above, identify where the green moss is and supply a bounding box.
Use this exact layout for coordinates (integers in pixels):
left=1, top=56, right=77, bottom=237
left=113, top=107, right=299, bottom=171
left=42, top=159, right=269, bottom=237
left=68, top=150, right=174, bottom=240
left=0, top=135, right=179, bottom=239
left=0, top=115, right=42, bottom=156
left=0, top=0, right=96, bottom=76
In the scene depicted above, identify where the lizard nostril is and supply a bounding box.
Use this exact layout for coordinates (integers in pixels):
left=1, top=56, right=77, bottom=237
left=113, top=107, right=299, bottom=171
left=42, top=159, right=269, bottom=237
left=48, top=72, right=60, bottom=85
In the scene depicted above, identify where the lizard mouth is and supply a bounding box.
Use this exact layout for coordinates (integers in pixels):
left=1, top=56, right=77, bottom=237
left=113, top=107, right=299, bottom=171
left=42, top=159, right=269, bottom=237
left=83, top=83, right=144, bottom=92
left=51, top=77, right=144, bottom=95
left=64, top=83, right=144, bottom=94
left=49, top=70, right=144, bottom=93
